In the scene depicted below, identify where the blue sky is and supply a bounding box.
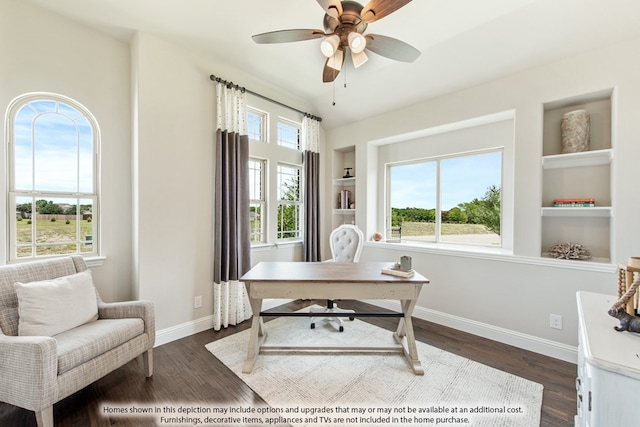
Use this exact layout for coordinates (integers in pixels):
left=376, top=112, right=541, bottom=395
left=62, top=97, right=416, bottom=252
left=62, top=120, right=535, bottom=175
left=14, top=100, right=93, bottom=194
left=390, top=151, right=502, bottom=210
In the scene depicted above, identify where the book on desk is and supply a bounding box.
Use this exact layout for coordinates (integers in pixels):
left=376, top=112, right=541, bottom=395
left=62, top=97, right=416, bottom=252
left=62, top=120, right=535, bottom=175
left=381, top=266, right=415, bottom=278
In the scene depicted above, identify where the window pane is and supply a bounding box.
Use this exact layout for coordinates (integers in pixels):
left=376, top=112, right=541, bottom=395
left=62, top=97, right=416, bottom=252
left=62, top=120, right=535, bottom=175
left=34, top=113, right=78, bottom=192
left=250, top=203, right=264, bottom=243
left=277, top=204, right=300, bottom=239
left=277, top=121, right=300, bottom=150
left=277, top=165, right=300, bottom=202
left=277, top=164, right=301, bottom=239
left=389, top=162, right=437, bottom=242
left=77, top=117, right=94, bottom=193
left=14, top=106, right=36, bottom=190
left=34, top=197, right=77, bottom=256
left=79, top=198, right=95, bottom=253
left=440, top=152, right=502, bottom=246
left=249, top=159, right=263, bottom=200
left=15, top=196, right=33, bottom=258
left=248, top=111, right=264, bottom=141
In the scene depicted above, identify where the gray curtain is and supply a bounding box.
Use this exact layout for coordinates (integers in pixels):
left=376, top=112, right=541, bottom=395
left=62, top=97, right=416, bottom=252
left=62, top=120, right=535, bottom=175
left=302, top=116, right=321, bottom=262
left=214, top=129, right=250, bottom=282
left=213, top=82, right=251, bottom=330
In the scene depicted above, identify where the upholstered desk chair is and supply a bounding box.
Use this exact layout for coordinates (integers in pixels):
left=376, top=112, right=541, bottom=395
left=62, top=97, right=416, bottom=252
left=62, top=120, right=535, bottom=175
left=310, top=224, right=364, bottom=332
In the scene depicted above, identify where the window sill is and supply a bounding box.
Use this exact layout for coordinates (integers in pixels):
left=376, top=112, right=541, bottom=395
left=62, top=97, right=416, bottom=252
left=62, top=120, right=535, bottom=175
left=364, top=241, right=616, bottom=273
left=251, top=240, right=303, bottom=251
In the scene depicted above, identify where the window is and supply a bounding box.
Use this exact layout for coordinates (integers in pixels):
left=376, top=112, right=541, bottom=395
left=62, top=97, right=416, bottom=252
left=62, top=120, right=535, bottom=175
left=277, top=119, right=301, bottom=150
left=7, top=94, right=99, bottom=260
left=249, top=157, right=266, bottom=243
left=277, top=163, right=301, bottom=240
left=248, top=107, right=267, bottom=142
left=388, top=150, right=502, bottom=247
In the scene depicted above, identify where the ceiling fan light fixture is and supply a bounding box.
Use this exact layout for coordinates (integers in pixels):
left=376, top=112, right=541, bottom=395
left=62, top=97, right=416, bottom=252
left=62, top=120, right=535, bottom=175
left=351, top=50, right=368, bottom=68
left=320, top=34, right=340, bottom=57
left=327, top=49, right=344, bottom=71
left=348, top=32, right=366, bottom=54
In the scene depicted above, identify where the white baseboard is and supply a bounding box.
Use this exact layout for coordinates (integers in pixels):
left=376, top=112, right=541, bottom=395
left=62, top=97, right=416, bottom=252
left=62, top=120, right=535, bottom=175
left=155, top=298, right=578, bottom=363
left=154, top=298, right=291, bottom=347
left=362, top=299, right=577, bottom=364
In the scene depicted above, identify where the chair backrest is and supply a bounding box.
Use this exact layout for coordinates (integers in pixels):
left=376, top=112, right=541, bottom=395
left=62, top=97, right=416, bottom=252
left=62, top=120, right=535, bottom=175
left=0, top=255, right=88, bottom=336
left=329, top=224, right=364, bottom=263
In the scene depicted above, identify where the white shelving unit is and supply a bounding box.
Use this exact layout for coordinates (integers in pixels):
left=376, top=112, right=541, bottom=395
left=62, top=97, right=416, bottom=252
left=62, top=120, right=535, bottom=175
left=540, top=90, right=613, bottom=262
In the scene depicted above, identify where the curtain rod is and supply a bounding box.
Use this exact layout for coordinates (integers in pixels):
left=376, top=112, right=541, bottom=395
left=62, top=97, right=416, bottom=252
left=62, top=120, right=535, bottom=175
left=209, top=74, right=322, bottom=122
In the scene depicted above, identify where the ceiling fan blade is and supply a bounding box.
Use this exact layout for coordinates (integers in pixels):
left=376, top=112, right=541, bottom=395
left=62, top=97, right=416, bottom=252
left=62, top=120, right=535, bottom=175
left=364, top=34, right=420, bottom=62
left=316, top=0, right=343, bottom=18
left=323, top=53, right=344, bottom=82
left=252, top=29, right=325, bottom=44
left=360, top=0, right=412, bottom=23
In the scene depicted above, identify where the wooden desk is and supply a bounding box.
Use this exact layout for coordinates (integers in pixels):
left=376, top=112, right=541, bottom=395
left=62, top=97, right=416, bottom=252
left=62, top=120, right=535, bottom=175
left=240, top=261, right=429, bottom=375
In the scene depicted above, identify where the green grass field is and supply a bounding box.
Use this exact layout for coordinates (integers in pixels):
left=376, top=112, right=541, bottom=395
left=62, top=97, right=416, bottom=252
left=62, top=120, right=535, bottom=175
left=15, top=219, right=93, bottom=257
left=401, top=222, right=493, bottom=236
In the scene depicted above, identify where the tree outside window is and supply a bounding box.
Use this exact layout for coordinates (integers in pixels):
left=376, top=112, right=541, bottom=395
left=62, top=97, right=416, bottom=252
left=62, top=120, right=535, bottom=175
left=388, top=150, right=501, bottom=246
left=277, top=164, right=301, bottom=240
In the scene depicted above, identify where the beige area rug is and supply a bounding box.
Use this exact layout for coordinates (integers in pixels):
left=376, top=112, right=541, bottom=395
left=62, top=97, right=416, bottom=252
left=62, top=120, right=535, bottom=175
left=205, top=309, right=543, bottom=427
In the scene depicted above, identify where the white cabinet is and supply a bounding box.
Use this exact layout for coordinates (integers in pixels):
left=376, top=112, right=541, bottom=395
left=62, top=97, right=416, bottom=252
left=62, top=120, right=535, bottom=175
left=541, top=90, right=613, bottom=262
left=576, top=292, right=640, bottom=427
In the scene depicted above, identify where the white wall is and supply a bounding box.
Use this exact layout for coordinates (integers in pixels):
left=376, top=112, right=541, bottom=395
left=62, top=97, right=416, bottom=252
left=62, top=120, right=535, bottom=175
left=327, top=37, right=640, bottom=360
left=130, top=34, right=318, bottom=331
left=0, top=1, right=132, bottom=302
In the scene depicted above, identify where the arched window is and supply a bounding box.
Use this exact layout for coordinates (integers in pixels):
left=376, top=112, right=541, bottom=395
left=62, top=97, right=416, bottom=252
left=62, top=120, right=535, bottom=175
left=6, top=93, right=99, bottom=260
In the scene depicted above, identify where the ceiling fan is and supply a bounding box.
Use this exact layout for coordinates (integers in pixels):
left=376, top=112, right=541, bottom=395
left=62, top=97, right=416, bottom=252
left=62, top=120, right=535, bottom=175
left=252, top=0, right=420, bottom=83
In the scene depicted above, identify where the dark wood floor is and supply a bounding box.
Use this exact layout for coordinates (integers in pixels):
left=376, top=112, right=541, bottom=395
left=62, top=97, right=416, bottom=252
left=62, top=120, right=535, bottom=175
left=0, top=300, right=577, bottom=426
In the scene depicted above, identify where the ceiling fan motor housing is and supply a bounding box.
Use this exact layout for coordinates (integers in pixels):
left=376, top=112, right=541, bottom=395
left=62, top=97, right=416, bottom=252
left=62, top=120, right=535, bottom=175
left=323, top=0, right=368, bottom=46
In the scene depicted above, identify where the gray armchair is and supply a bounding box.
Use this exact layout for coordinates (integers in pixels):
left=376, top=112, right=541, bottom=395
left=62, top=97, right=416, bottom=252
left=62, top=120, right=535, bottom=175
left=0, top=255, right=155, bottom=427
left=310, top=224, right=364, bottom=332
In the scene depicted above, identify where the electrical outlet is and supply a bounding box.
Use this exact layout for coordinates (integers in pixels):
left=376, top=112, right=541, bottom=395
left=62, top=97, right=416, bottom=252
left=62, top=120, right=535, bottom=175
left=194, top=296, right=202, bottom=309
left=550, top=314, right=563, bottom=330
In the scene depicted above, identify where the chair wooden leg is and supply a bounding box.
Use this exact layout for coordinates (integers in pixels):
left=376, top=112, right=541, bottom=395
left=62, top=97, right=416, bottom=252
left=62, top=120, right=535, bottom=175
left=143, top=349, right=153, bottom=377
left=35, top=407, right=53, bottom=427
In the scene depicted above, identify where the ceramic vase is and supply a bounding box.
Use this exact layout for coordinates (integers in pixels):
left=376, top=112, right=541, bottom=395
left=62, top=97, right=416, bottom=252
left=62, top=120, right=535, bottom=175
left=561, top=109, right=590, bottom=153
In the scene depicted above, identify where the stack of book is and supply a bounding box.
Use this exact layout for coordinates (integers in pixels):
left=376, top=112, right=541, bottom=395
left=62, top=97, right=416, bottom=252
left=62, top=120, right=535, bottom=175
left=381, top=266, right=415, bottom=277
left=339, top=190, right=351, bottom=209
left=552, top=198, right=595, bottom=207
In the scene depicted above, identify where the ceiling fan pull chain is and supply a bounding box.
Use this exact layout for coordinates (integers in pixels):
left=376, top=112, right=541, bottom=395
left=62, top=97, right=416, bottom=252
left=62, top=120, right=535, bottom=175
left=332, top=79, right=336, bottom=106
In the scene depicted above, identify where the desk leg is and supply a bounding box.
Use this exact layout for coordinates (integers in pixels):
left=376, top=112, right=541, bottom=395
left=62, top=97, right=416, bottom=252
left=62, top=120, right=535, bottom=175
left=394, top=298, right=424, bottom=375
left=242, top=297, right=266, bottom=374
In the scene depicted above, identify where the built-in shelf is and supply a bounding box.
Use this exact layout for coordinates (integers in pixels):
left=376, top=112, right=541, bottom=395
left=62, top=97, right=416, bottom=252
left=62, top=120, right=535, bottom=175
left=333, top=177, right=355, bottom=186
left=540, top=89, right=614, bottom=261
left=541, top=206, right=613, bottom=217
left=332, top=146, right=356, bottom=228
left=542, top=148, right=613, bottom=169
left=333, top=209, right=356, bottom=215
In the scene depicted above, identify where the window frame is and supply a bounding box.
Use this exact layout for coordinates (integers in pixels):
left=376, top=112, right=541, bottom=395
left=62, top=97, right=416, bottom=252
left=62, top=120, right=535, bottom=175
left=276, top=117, right=301, bottom=151
left=247, top=107, right=268, bottom=143
left=6, top=93, right=100, bottom=261
left=276, top=162, right=302, bottom=241
left=249, top=157, right=267, bottom=244
left=386, top=148, right=503, bottom=248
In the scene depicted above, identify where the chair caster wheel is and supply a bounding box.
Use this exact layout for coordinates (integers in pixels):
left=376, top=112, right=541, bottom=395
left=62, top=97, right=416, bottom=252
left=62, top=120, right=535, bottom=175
left=310, top=323, right=315, bottom=329
left=339, top=326, right=344, bottom=332
left=349, top=316, right=355, bottom=321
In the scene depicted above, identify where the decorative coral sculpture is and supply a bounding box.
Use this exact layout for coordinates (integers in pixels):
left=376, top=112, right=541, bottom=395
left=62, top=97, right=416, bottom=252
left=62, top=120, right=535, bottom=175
left=549, top=241, right=591, bottom=260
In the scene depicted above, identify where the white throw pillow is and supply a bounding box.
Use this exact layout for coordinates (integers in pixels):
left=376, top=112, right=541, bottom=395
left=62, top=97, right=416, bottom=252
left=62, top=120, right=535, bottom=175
left=15, top=270, right=99, bottom=336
